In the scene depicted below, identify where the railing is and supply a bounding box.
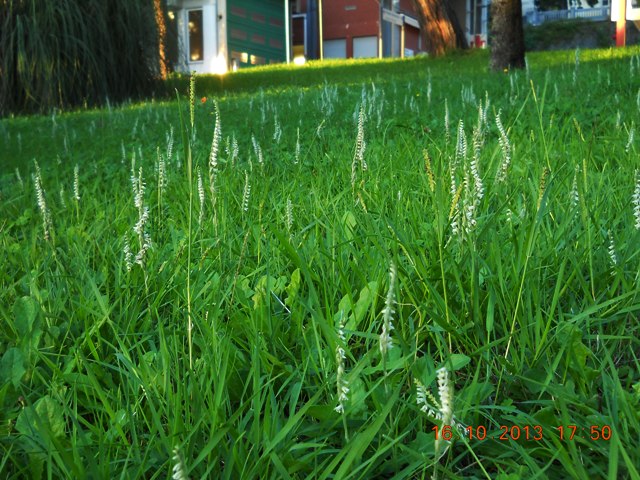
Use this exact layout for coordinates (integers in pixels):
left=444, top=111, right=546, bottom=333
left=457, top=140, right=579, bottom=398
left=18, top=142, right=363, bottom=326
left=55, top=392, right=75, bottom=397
left=524, top=5, right=610, bottom=25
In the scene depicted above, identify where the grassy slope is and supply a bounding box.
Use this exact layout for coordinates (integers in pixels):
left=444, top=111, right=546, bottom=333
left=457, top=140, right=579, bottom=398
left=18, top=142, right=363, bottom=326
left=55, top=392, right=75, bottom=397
left=1, top=47, right=640, bottom=479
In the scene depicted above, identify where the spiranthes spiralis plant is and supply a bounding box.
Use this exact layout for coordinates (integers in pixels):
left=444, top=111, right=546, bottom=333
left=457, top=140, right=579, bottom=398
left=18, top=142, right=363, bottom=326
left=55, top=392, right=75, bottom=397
left=15, top=168, right=23, bottom=189
left=197, top=166, right=205, bottom=227
left=414, top=367, right=462, bottom=472
left=350, top=103, right=367, bottom=191
left=455, top=120, right=467, bottom=166
left=633, top=170, right=640, bottom=230
left=242, top=171, right=251, bottom=214
left=536, top=167, right=549, bottom=212
left=171, top=446, right=190, bottom=480
left=59, top=185, right=66, bottom=208
left=444, top=99, right=450, bottom=146
left=423, top=150, right=435, bottom=193
left=380, top=261, right=397, bottom=385
left=607, top=230, right=618, bottom=270
left=251, top=135, right=264, bottom=170
left=175, top=72, right=196, bottom=370
left=209, top=100, right=221, bottom=236
left=625, top=124, right=635, bottom=153
left=294, top=127, right=301, bottom=165
left=156, top=148, right=166, bottom=221
left=166, top=126, right=174, bottom=163
left=73, top=163, right=80, bottom=208
left=471, top=126, right=484, bottom=203
left=189, top=72, right=196, bottom=139
left=285, top=197, right=293, bottom=239
left=570, top=165, right=580, bottom=215
left=231, top=134, right=239, bottom=166
left=495, top=110, right=511, bottom=182
left=273, top=113, right=282, bottom=143
left=33, top=162, right=52, bottom=242
left=123, top=237, right=133, bottom=272
left=334, top=313, right=350, bottom=440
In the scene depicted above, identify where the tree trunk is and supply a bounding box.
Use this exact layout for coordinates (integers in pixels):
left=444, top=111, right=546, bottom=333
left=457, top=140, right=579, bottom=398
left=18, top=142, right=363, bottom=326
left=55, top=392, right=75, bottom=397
left=412, top=0, right=468, bottom=57
left=490, top=0, right=526, bottom=71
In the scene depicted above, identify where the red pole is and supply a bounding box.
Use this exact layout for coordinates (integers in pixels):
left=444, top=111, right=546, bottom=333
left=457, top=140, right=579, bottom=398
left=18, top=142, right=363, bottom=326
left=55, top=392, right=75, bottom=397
left=616, top=0, right=626, bottom=46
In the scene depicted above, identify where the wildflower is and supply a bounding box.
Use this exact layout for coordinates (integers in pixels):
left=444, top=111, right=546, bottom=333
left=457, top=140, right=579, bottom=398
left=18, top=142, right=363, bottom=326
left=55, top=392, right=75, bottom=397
left=285, top=197, right=293, bottom=234
left=123, top=237, right=133, bottom=272
left=423, top=150, right=435, bottom=193
left=354, top=103, right=367, bottom=172
left=607, top=231, right=618, bottom=268
left=294, top=128, right=301, bottom=165
left=197, top=167, right=205, bottom=225
left=73, top=164, right=80, bottom=202
left=166, top=126, right=174, bottom=162
left=455, top=120, right=467, bottom=164
left=242, top=171, right=251, bottom=212
left=172, top=446, right=190, bottom=480
left=444, top=99, right=450, bottom=145
left=496, top=110, right=511, bottom=182
left=379, top=261, right=397, bottom=357
left=334, top=314, right=349, bottom=414
left=33, top=166, right=51, bottom=241
left=633, top=170, right=640, bottom=230
left=15, top=168, right=23, bottom=188
left=157, top=149, right=167, bottom=195
left=570, top=165, right=580, bottom=212
left=625, top=125, right=635, bottom=153
left=58, top=185, right=66, bottom=207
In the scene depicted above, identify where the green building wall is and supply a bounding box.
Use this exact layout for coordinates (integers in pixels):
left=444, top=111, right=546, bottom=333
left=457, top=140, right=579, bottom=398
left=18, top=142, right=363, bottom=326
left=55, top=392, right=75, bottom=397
left=227, top=0, right=286, bottom=68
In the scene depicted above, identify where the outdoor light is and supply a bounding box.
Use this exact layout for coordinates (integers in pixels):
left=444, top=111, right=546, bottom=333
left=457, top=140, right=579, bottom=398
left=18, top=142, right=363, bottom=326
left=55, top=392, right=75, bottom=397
left=212, top=53, right=228, bottom=75
left=293, top=55, right=306, bottom=66
left=168, top=10, right=175, bottom=20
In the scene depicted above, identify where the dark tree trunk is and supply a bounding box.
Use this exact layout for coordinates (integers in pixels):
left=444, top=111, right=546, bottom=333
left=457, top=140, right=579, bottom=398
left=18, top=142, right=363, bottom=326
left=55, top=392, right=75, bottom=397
left=412, top=0, right=468, bottom=57
left=490, top=0, right=526, bottom=71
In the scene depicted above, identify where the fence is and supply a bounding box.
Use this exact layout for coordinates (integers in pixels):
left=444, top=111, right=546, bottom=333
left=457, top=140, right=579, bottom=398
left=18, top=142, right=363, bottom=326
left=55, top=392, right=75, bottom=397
left=524, top=5, right=610, bottom=25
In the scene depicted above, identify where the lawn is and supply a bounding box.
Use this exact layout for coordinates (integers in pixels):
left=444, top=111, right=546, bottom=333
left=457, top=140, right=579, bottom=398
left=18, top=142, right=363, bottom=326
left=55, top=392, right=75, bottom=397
left=1, top=47, right=640, bottom=479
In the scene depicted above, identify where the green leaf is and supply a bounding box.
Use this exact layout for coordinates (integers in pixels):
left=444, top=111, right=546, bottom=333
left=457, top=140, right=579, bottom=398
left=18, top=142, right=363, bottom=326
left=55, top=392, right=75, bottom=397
left=341, top=210, right=357, bottom=241
left=14, top=296, right=39, bottom=339
left=443, top=354, right=471, bottom=371
left=347, top=281, right=378, bottom=331
left=1, top=347, right=26, bottom=387
left=16, top=395, right=66, bottom=445
left=284, top=268, right=301, bottom=306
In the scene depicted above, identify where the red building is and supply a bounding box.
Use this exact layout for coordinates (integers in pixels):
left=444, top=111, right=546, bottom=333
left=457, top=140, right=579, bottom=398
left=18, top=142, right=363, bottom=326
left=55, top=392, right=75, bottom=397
left=292, top=0, right=424, bottom=60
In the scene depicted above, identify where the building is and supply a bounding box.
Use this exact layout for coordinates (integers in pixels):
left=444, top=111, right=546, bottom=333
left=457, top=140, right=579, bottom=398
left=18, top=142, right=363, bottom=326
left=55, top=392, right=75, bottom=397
left=292, top=0, right=425, bottom=59
left=165, top=0, right=490, bottom=74
left=166, top=0, right=286, bottom=73
left=293, top=0, right=488, bottom=61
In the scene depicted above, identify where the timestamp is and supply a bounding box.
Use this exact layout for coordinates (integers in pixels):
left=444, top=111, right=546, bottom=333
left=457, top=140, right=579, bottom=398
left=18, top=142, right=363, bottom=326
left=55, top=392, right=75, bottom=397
left=432, top=424, right=613, bottom=441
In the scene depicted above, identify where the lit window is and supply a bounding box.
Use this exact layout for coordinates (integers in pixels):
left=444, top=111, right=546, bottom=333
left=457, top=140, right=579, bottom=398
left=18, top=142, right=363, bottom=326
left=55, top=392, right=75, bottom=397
left=188, top=10, right=203, bottom=62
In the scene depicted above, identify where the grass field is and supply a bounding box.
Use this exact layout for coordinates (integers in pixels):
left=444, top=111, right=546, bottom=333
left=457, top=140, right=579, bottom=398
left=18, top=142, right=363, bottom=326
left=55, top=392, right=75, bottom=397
left=1, top=48, right=640, bottom=479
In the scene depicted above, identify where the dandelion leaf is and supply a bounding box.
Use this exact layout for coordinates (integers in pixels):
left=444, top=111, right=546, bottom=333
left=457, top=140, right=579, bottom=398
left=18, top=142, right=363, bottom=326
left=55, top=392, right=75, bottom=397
left=284, top=269, right=301, bottom=306
left=1, top=347, right=26, bottom=387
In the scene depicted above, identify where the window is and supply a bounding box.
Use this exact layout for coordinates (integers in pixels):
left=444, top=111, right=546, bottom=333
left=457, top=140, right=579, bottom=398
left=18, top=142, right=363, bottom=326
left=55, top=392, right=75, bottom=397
left=251, top=34, right=265, bottom=45
left=188, top=10, right=203, bottom=62
left=230, top=6, right=246, bottom=17
left=231, top=28, right=247, bottom=40
left=323, top=39, right=347, bottom=59
left=353, top=36, right=378, bottom=58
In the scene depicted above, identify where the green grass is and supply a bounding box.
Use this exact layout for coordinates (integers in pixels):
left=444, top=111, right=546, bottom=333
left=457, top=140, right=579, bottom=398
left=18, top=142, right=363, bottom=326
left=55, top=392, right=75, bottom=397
left=1, top=47, right=640, bottom=479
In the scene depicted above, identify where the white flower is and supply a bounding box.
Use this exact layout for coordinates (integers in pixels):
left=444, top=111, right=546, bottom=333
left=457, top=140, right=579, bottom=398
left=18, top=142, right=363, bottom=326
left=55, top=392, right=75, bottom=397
left=633, top=170, right=640, bottom=230
left=379, top=262, right=397, bottom=357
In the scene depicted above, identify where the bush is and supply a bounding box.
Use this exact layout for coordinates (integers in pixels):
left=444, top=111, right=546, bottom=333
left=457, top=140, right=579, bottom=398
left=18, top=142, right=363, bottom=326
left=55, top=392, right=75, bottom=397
left=0, top=0, right=164, bottom=116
